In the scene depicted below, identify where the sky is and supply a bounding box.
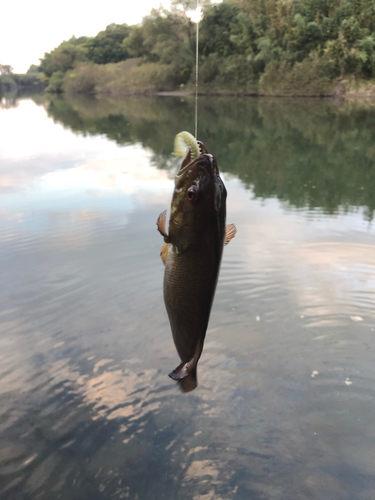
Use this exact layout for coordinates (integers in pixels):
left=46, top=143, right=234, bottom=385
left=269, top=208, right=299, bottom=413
left=0, top=0, right=172, bottom=73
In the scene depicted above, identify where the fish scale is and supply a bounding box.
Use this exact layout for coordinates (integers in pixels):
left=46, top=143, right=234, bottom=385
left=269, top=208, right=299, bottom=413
left=164, top=245, right=221, bottom=363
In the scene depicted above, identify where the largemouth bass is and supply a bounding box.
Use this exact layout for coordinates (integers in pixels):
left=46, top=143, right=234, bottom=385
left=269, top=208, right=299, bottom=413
left=157, top=133, right=236, bottom=392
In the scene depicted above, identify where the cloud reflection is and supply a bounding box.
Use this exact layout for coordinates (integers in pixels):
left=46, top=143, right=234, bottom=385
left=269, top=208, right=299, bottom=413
left=0, top=99, right=173, bottom=202
left=77, top=365, right=161, bottom=422
left=223, top=181, right=375, bottom=328
left=42, top=155, right=172, bottom=199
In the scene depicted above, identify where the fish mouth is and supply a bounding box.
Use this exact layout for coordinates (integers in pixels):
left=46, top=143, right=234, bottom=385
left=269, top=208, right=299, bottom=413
left=174, top=153, right=219, bottom=189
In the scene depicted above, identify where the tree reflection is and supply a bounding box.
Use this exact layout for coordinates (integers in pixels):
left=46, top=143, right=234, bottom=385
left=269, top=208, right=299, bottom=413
left=43, top=93, right=375, bottom=220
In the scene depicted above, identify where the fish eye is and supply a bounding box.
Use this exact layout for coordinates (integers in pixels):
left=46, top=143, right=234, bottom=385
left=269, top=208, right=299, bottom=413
left=187, top=185, right=197, bottom=201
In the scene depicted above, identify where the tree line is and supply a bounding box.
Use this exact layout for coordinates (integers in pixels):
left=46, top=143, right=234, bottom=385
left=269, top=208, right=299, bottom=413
left=0, top=64, right=45, bottom=94
left=34, top=0, right=375, bottom=95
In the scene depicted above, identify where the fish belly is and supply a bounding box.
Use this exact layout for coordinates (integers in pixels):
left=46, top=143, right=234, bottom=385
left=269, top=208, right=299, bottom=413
left=163, top=247, right=222, bottom=363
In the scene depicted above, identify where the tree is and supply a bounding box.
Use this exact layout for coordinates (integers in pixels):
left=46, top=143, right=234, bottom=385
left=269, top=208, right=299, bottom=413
left=124, top=9, right=195, bottom=84
left=85, top=23, right=131, bottom=64
left=0, top=64, right=13, bottom=75
left=27, top=64, right=40, bottom=74
left=40, top=41, right=87, bottom=77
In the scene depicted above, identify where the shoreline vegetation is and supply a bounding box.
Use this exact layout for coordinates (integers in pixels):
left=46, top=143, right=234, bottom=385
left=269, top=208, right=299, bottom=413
left=0, top=66, right=45, bottom=95
left=2, top=0, right=375, bottom=98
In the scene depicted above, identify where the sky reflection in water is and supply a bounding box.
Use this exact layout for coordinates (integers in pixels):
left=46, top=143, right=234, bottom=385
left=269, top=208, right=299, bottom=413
left=0, top=96, right=375, bottom=500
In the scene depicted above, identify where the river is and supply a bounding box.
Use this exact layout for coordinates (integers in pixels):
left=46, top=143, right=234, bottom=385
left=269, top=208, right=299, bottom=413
left=1, top=93, right=375, bottom=499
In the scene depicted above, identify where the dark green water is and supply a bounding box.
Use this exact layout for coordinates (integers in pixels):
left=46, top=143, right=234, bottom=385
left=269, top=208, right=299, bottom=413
left=1, top=93, right=375, bottom=500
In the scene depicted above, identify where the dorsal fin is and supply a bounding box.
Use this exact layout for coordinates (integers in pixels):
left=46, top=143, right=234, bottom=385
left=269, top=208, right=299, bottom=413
left=225, top=224, right=237, bottom=246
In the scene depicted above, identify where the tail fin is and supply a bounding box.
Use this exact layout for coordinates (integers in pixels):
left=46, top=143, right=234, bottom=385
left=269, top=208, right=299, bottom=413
left=178, top=366, right=197, bottom=393
left=169, top=365, right=198, bottom=393
left=168, top=341, right=203, bottom=393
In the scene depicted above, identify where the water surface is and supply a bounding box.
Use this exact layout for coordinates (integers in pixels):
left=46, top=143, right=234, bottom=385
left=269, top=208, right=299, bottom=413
left=1, top=94, right=375, bottom=500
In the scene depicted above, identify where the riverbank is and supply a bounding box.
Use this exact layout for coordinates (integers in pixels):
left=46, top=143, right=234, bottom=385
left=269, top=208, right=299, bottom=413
left=0, top=73, right=45, bottom=94
left=157, top=83, right=375, bottom=98
left=54, top=59, right=375, bottom=98
left=5, top=67, right=375, bottom=99
left=158, top=75, right=375, bottom=98
left=5, top=80, right=375, bottom=100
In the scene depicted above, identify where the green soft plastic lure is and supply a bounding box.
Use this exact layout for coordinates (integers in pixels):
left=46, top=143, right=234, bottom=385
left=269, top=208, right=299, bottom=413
left=173, top=131, right=201, bottom=160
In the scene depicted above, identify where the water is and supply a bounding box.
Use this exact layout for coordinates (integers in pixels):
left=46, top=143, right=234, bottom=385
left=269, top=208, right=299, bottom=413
left=1, top=93, right=375, bottom=500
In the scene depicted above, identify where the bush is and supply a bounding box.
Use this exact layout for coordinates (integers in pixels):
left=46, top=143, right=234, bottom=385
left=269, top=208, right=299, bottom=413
left=46, top=71, right=65, bottom=92
left=62, top=59, right=179, bottom=94
left=259, top=54, right=334, bottom=96
left=64, top=64, right=104, bottom=94
left=0, top=73, right=45, bottom=93
left=101, top=62, right=177, bottom=93
left=200, top=53, right=220, bottom=84
left=199, top=54, right=259, bottom=93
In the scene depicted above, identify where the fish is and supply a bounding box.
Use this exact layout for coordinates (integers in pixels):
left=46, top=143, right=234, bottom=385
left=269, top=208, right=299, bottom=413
left=157, top=132, right=236, bottom=392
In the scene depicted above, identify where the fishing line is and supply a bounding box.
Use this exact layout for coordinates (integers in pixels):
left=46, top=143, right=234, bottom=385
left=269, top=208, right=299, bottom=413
left=194, top=0, right=199, bottom=139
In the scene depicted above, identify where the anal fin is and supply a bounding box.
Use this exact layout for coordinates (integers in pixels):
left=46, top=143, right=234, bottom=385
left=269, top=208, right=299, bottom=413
left=225, top=223, right=237, bottom=246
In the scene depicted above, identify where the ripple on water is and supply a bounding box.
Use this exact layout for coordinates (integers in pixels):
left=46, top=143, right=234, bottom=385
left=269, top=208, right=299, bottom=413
left=2, top=97, right=375, bottom=499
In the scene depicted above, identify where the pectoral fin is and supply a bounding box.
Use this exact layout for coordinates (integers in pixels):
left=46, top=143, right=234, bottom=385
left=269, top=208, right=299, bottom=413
left=157, top=210, right=169, bottom=240
left=225, top=223, right=237, bottom=245
left=160, top=243, right=169, bottom=265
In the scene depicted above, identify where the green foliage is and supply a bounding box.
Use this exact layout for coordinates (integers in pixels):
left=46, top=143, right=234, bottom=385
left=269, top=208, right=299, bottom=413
left=64, top=64, right=104, bottom=94
left=124, top=27, right=146, bottom=58
left=197, top=0, right=375, bottom=93
left=200, top=53, right=259, bottom=92
left=40, top=40, right=87, bottom=77
left=106, top=62, right=179, bottom=92
left=200, top=3, right=243, bottom=57
left=38, top=0, right=375, bottom=95
left=0, top=72, right=45, bottom=93
left=124, top=8, right=195, bottom=83
left=259, top=54, right=333, bottom=95
left=26, top=64, right=40, bottom=74
left=40, top=10, right=195, bottom=93
left=62, top=58, right=185, bottom=94
left=85, top=24, right=130, bottom=64
left=46, top=71, right=65, bottom=93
